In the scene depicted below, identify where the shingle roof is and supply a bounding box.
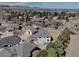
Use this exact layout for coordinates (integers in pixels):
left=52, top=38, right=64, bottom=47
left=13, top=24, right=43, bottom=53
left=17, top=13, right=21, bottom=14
left=26, top=26, right=38, bottom=34
left=32, top=29, right=51, bottom=41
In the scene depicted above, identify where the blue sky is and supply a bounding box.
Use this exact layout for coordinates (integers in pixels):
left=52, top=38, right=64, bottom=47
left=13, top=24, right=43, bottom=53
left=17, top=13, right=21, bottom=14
left=0, top=2, right=79, bottom=9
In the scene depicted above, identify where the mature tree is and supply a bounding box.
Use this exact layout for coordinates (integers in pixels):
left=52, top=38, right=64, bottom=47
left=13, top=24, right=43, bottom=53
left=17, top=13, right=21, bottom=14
left=10, top=11, right=17, bottom=18
left=54, top=21, right=61, bottom=29
left=58, top=11, right=66, bottom=19
left=68, top=13, right=72, bottom=17
left=55, top=28, right=70, bottom=56
left=57, top=27, right=70, bottom=49
left=32, top=11, right=38, bottom=16
left=55, top=40, right=64, bottom=49
left=61, top=11, right=65, bottom=19
left=46, top=42, right=55, bottom=49
left=56, top=48, right=65, bottom=57
left=65, top=16, right=69, bottom=22
left=61, top=28, right=70, bottom=44
left=7, top=15, right=11, bottom=21
left=37, top=11, right=42, bottom=17
left=53, top=11, right=58, bottom=16
left=26, top=14, right=30, bottom=22
left=72, top=13, right=76, bottom=17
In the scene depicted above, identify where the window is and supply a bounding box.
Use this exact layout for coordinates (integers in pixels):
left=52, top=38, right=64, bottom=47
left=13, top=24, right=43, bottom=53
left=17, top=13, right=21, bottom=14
left=28, top=31, right=30, bottom=34
left=22, top=40, right=25, bottom=42
left=0, top=34, right=2, bottom=36
left=3, top=45, right=8, bottom=47
left=3, top=44, right=11, bottom=47
left=39, top=37, right=41, bottom=38
left=47, top=40, right=49, bottom=41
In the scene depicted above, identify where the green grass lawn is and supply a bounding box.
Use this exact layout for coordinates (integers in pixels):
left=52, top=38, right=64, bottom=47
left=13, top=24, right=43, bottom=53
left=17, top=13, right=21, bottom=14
left=47, top=48, right=57, bottom=57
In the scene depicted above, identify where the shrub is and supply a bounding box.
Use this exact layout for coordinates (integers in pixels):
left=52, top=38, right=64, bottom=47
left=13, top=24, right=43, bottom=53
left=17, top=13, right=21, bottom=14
left=37, top=50, right=48, bottom=57
left=47, top=48, right=57, bottom=57
left=46, top=42, right=55, bottom=49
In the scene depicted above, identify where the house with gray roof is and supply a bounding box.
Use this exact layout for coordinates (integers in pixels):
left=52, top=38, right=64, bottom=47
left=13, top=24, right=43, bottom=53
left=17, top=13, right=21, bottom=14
left=25, top=26, right=38, bottom=35
left=1, top=21, right=19, bottom=31
left=32, top=29, right=53, bottom=45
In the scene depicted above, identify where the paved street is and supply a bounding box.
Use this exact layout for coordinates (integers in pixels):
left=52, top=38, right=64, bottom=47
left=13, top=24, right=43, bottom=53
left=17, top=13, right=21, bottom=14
left=0, top=36, right=21, bottom=48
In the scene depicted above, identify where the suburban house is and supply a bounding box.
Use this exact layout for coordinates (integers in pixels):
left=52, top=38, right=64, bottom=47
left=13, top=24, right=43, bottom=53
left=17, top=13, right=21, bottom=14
left=0, top=31, right=13, bottom=39
left=24, top=26, right=38, bottom=35
left=32, top=29, right=53, bottom=45
left=1, top=21, right=19, bottom=31
left=20, top=26, right=38, bottom=41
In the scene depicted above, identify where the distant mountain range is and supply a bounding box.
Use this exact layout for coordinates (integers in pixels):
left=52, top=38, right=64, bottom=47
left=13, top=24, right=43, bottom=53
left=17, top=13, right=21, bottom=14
left=0, top=5, right=53, bottom=9
left=0, top=5, right=78, bottom=10
left=0, top=5, right=32, bottom=9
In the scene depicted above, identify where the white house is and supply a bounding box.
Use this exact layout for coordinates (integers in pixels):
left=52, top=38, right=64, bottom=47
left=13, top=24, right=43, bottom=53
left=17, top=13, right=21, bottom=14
left=20, top=26, right=38, bottom=40
left=1, top=21, right=19, bottom=31
left=0, top=31, right=13, bottom=39
left=24, top=26, right=38, bottom=35
left=32, top=29, right=53, bottom=45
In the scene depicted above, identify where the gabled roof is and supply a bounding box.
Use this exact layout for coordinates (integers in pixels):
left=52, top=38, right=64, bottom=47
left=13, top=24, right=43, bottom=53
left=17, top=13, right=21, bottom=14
left=26, top=26, right=38, bottom=34
left=32, top=29, right=51, bottom=41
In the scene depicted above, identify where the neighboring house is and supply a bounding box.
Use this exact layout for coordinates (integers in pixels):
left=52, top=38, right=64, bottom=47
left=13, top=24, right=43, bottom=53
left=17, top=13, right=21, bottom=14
left=48, top=19, right=62, bottom=28
left=24, top=26, right=38, bottom=35
left=20, top=26, right=38, bottom=41
left=53, top=16, right=58, bottom=20
left=0, top=31, right=13, bottom=39
left=32, top=29, right=53, bottom=45
left=6, top=23, right=19, bottom=31
left=1, top=21, right=19, bottom=31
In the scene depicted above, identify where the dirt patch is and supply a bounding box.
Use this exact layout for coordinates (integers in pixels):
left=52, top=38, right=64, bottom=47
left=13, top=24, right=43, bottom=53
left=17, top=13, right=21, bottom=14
left=46, top=28, right=62, bottom=42
left=66, top=34, right=79, bottom=57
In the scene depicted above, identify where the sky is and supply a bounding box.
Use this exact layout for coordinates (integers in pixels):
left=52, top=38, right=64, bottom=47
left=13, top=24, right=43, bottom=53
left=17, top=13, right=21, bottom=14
left=0, top=2, right=79, bottom=9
